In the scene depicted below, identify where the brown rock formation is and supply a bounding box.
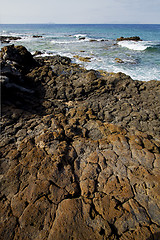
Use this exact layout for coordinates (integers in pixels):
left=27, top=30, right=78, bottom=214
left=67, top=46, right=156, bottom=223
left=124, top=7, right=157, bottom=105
left=117, top=36, right=142, bottom=41
left=0, top=45, right=160, bottom=240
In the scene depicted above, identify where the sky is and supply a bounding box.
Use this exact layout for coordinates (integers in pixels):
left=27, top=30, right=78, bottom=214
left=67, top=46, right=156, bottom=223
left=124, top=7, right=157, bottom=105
left=0, top=0, right=160, bottom=24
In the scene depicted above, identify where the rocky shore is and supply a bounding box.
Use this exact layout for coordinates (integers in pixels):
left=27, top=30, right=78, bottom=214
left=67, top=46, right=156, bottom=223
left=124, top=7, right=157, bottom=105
left=116, top=36, right=142, bottom=41
left=0, top=45, right=160, bottom=240
left=0, top=35, right=43, bottom=44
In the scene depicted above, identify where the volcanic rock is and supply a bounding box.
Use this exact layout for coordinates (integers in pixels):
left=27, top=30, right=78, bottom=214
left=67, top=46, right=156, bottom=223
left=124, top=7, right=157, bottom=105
left=33, top=35, right=42, bottom=38
left=0, top=45, right=160, bottom=240
left=0, top=36, right=22, bottom=44
left=1, top=44, right=37, bottom=68
left=117, top=36, right=142, bottom=41
left=74, top=55, right=91, bottom=62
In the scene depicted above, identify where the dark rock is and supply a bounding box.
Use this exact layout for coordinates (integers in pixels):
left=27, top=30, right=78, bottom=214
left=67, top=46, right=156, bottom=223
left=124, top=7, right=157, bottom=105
left=33, top=35, right=42, bottom=38
left=0, top=36, right=22, bottom=43
left=1, top=45, right=37, bottom=68
left=33, top=50, right=42, bottom=56
left=79, top=37, right=85, bottom=40
left=117, top=36, right=142, bottom=41
left=0, top=45, right=40, bottom=110
left=89, top=39, right=97, bottom=42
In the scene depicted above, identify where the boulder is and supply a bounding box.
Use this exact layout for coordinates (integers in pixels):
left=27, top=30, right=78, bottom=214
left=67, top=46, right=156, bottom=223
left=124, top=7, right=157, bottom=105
left=0, top=45, right=39, bottom=107
left=0, top=45, right=36, bottom=68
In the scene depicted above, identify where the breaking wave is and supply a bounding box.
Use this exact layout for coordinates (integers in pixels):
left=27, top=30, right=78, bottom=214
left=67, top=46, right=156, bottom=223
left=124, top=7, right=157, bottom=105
left=118, top=41, right=148, bottom=51
left=118, top=40, right=160, bottom=52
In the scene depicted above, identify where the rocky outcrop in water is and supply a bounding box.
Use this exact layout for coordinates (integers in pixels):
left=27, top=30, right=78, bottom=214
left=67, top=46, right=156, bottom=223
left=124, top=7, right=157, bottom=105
left=1, top=45, right=160, bottom=240
left=117, top=36, right=142, bottom=41
left=33, top=35, right=42, bottom=38
left=0, top=36, right=22, bottom=44
left=0, top=35, right=43, bottom=44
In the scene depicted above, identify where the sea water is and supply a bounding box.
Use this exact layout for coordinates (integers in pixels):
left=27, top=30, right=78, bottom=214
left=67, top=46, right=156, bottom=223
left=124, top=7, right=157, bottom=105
left=0, top=24, right=160, bottom=81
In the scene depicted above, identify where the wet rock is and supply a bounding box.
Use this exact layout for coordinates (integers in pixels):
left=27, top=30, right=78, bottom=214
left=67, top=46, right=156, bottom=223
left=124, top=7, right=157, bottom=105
left=33, top=50, right=43, bottom=56
left=89, top=39, right=97, bottom=42
left=79, top=37, right=85, bottom=40
left=115, top=57, right=124, bottom=63
left=0, top=36, right=22, bottom=43
left=33, top=35, right=42, bottom=38
left=74, top=55, right=92, bottom=62
left=117, top=36, right=142, bottom=41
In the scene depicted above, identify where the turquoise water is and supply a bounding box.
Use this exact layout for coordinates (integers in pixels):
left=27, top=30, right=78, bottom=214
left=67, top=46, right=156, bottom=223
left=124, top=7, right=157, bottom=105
left=0, top=24, right=160, bottom=81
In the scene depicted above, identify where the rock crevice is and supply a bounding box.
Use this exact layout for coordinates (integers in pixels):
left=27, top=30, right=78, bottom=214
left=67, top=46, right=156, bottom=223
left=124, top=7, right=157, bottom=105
left=0, top=45, right=160, bottom=239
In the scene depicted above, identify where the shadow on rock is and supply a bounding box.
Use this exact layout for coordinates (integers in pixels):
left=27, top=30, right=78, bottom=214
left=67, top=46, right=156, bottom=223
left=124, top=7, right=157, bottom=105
left=147, top=232, right=160, bottom=240
left=1, top=45, right=47, bottom=115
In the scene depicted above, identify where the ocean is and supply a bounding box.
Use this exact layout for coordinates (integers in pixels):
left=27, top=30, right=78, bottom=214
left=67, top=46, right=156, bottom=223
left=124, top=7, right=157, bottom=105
left=0, top=24, right=160, bottom=81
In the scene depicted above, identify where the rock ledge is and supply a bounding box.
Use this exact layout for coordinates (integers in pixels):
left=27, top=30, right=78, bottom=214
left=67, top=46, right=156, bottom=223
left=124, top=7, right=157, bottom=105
left=1, top=45, right=160, bottom=240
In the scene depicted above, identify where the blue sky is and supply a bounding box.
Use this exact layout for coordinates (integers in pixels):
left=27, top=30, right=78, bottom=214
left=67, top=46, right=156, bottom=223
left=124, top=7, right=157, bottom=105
left=0, top=0, right=160, bottom=24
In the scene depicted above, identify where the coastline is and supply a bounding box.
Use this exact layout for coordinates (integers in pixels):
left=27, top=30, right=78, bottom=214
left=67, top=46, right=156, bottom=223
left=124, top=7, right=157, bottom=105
left=1, top=24, right=160, bottom=81
left=1, top=45, right=160, bottom=239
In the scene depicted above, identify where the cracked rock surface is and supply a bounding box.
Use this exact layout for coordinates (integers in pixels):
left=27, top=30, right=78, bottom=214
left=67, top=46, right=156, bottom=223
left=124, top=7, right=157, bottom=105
left=0, top=45, right=160, bottom=239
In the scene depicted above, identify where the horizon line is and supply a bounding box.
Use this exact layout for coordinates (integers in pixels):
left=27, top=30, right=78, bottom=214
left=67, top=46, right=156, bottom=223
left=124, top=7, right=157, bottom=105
left=0, top=23, right=160, bottom=25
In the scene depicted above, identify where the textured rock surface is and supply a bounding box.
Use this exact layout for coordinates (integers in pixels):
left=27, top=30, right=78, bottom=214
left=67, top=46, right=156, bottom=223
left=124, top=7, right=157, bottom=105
left=0, top=45, right=160, bottom=240
left=117, top=36, right=142, bottom=41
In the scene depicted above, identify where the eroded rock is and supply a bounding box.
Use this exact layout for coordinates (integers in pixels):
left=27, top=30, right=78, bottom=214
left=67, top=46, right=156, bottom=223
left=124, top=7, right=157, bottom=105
left=117, top=36, right=142, bottom=41
left=0, top=45, right=160, bottom=240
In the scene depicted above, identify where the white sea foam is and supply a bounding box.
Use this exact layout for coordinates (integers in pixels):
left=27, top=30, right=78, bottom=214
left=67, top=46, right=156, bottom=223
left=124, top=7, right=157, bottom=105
left=16, top=36, right=34, bottom=42
left=74, top=34, right=87, bottom=38
left=118, top=41, right=148, bottom=51
left=51, top=37, right=93, bottom=45
left=73, top=34, right=94, bottom=42
left=51, top=39, right=78, bottom=44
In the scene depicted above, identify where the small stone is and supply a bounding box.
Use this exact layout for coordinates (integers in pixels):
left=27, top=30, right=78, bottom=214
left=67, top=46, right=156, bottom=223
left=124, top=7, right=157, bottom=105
left=115, top=58, right=124, bottom=63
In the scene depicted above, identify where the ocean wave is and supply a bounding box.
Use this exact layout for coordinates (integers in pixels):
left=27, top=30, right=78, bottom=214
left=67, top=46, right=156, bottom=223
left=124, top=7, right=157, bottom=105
left=118, top=40, right=160, bottom=52
left=16, top=36, right=35, bottom=42
left=50, top=37, right=94, bottom=45
left=73, top=34, right=87, bottom=38
left=118, top=41, right=148, bottom=51
left=146, top=44, right=160, bottom=53
left=51, top=39, right=79, bottom=44
left=73, top=33, right=99, bottom=42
